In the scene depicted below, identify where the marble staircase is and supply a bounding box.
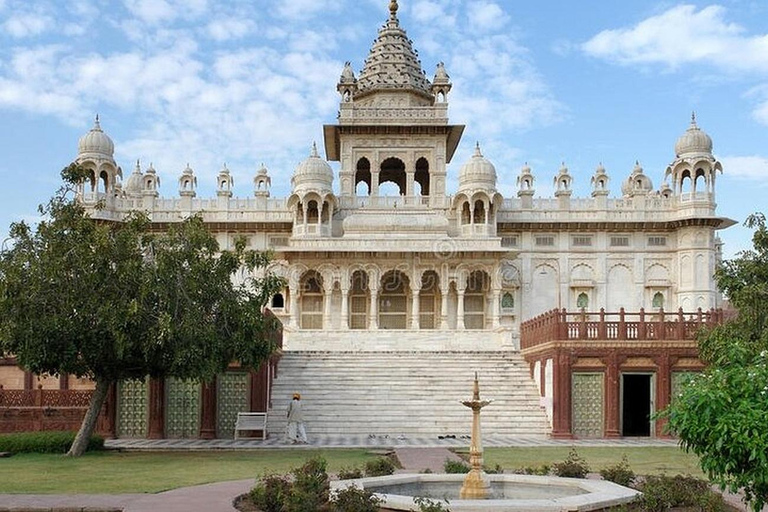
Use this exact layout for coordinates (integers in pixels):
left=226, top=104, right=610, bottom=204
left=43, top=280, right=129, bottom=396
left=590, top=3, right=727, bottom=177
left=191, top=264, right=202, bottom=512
left=267, top=351, right=551, bottom=438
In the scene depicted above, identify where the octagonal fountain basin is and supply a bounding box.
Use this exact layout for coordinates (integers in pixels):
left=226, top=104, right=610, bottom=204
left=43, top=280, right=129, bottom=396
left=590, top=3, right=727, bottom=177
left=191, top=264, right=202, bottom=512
left=331, top=474, right=640, bottom=512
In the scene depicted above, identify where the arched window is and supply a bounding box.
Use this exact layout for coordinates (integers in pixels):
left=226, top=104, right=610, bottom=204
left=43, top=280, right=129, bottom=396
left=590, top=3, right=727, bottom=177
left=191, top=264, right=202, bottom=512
left=501, top=292, right=514, bottom=312
left=379, top=270, right=408, bottom=329
left=420, top=271, right=440, bottom=329
left=321, top=201, right=330, bottom=223
left=473, top=200, right=486, bottom=224
left=379, top=157, right=406, bottom=196
left=652, top=292, right=664, bottom=309
left=271, top=293, right=285, bottom=309
left=355, top=158, right=371, bottom=196
left=349, top=270, right=369, bottom=329
left=464, top=271, right=489, bottom=329
left=306, top=200, right=319, bottom=223
left=461, top=202, right=471, bottom=224
left=415, top=157, right=430, bottom=196
left=99, top=171, right=109, bottom=193
left=577, top=292, right=589, bottom=310
left=300, top=272, right=323, bottom=329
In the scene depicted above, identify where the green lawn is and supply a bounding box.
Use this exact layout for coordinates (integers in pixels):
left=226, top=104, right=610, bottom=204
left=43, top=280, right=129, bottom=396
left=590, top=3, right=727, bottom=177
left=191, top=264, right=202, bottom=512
left=0, top=449, right=375, bottom=494
left=480, top=447, right=704, bottom=477
left=0, top=446, right=704, bottom=494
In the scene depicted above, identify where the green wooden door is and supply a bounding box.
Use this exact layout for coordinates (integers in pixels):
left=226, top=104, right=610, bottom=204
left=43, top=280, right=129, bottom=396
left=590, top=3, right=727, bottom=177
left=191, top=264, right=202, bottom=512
left=117, top=378, right=148, bottom=438
left=165, top=378, right=201, bottom=439
left=216, top=372, right=250, bottom=439
left=572, top=373, right=604, bottom=438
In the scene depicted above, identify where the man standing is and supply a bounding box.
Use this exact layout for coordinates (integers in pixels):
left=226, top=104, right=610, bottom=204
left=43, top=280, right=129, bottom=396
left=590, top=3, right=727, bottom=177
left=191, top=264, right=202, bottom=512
left=286, top=393, right=308, bottom=444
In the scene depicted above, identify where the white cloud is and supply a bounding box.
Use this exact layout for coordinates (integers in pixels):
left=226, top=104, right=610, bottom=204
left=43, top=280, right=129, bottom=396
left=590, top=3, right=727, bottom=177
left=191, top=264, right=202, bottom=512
left=205, top=17, right=254, bottom=41
left=720, top=155, right=768, bottom=181
left=122, top=0, right=208, bottom=25
left=582, top=5, right=768, bottom=74
left=2, top=11, right=55, bottom=38
left=274, top=0, right=340, bottom=21
left=411, top=0, right=455, bottom=29
left=467, top=1, right=509, bottom=32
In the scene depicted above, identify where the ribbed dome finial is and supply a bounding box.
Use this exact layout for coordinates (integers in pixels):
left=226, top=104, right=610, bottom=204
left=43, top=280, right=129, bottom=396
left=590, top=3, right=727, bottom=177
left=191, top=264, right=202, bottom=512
left=389, top=0, right=398, bottom=18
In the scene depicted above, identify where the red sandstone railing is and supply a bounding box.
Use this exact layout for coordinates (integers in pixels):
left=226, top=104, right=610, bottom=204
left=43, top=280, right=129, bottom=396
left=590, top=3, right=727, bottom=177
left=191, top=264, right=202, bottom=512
left=0, top=385, right=94, bottom=408
left=520, top=307, right=724, bottom=350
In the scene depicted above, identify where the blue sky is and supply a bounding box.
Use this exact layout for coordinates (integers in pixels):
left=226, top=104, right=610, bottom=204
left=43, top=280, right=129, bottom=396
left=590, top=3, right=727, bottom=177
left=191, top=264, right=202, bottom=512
left=0, top=0, right=766, bottom=258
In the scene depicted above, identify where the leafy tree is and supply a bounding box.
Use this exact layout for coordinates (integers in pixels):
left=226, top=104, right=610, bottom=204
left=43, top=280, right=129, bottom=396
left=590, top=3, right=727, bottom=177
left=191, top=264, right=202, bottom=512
left=0, top=165, right=283, bottom=456
left=662, top=213, right=768, bottom=511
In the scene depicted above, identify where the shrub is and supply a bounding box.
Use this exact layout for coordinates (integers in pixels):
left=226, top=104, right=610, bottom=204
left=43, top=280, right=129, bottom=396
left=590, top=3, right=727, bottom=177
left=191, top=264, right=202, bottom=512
left=483, top=463, right=504, bottom=474
left=336, top=466, right=364, bottom=480
left=250, top=474, right=291, bottom=512
left=636, top=474, right=729, bottom=512
left=329, top=485, right=383, bottom=512
left=552, top=448, right=590, bottom=478
left=0, top=431, right=104, bottom=454
left=443, top=458, right=470, bottom=474
left=600, top=456, right=635, bottom=487
left=284, top=456, right=330, bottom=512
left=512, top=464, right=550, bottom=476
left=364, top=456, right=396, bottom=477
left=414, top=496, right=451, bottom=512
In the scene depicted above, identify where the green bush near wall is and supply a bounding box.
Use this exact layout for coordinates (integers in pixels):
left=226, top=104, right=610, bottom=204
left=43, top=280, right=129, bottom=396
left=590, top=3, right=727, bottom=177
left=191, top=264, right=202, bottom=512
left=0, top=431, right=104, bottom=454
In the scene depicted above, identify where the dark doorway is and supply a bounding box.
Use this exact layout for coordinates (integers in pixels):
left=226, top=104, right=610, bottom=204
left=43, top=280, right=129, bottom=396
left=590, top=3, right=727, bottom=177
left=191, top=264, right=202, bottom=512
left=622, top=374, right=652, bottom=436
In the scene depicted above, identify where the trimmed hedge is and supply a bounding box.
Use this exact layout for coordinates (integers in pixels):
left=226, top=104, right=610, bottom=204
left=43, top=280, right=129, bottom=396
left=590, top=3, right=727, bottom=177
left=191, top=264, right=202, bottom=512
left=0, top=431, right=104, bottom=454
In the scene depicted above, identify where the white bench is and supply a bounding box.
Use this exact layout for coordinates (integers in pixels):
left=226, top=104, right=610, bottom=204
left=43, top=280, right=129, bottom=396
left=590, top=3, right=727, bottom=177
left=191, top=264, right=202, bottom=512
left=234, top=412, right=268, bottom=440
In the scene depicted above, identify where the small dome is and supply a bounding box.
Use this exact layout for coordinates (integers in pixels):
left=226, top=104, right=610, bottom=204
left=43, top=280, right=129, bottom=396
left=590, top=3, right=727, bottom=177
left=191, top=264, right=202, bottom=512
left=292, top=143, right=334, bottom=192
left=622, top=161, right=654, bottom=196
left=674, top=113, right=713, bottom=157
left=78, top=115, right=114, bottom=158
left=459, top=143, right=497, bottom=191
left=124, top=160, right=143, bottom=195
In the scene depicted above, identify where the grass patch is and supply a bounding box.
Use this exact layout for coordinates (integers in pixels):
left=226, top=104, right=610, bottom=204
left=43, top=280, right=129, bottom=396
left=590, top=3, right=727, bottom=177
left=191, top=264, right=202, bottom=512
left=480, top=447, right=704, bottom=477
left=0, top=449, right=375, bottom=494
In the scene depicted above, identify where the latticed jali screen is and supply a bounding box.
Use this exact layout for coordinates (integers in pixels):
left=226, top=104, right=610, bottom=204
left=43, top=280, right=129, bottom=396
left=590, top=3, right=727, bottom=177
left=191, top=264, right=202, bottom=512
left=419, top=292, right=436, bottom=329
left=301, top=294, right=323, bottom=329
left=464, top=294, right=485, bottom=329
left=350, top=294, right=368, bottom=329
left=379, top=294, right=407, bottom=329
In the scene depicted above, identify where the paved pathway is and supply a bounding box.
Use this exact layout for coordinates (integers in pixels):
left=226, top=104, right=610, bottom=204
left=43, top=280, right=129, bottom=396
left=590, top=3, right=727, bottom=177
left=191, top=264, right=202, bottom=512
left=104, top=434, right=680, bottom=450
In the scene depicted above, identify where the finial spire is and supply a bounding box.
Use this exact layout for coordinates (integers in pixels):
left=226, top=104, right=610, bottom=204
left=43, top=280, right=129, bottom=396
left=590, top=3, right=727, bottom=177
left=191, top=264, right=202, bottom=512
left=93, top=114, right=102, bottom=131
left=389, top=0, right=398, bottom=18
left=311, top=141, right=319, bottom=157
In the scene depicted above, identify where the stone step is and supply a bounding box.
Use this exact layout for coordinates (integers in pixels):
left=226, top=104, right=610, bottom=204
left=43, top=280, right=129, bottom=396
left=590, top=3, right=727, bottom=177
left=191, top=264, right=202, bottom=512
left=267, top=350, right=550, bottom=437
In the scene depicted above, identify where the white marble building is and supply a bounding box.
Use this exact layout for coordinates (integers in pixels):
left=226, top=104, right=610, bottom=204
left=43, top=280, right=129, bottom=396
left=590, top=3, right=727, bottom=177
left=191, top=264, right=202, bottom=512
left=74, top=1, right=733, bottom=355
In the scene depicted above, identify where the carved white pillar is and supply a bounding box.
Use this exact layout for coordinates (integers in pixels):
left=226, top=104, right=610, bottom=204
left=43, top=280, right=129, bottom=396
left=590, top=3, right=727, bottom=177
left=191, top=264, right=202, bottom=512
left=491, top=289, right=501, bottom=329
left=411, top=287, right=420, bottom=330
left=289, top=285, right=299, bottom=328
left=440, top=286, right=449, bottom=330
left=322, top=283, right=333, bottom=329
left=457, top=288, right=466, bottom=331
left=370, top=286, right=379, bottom=330
left=340, top=287, right=349, bottom=330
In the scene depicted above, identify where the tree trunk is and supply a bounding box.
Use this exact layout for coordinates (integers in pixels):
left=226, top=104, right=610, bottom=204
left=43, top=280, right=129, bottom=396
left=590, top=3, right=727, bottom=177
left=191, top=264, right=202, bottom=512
left=67, top=378, right=110, bottom=457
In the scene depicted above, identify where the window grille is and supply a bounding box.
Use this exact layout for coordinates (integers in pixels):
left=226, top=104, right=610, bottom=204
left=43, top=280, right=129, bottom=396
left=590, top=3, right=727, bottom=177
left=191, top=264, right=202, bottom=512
left=572, top=236, right=593, bottom=247
left=535, top=235, right=555, bottom=247
left=501, top=236, right=518, bottom=247
left=648, top=236, right=667, bottom=247
left=610, top=236, right=630, bottom=247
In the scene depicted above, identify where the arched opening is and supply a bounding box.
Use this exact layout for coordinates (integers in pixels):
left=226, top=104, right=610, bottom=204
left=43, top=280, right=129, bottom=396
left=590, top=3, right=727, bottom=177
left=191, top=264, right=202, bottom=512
left=379, top=270, right=409, bottom=329
left=464, top=270, right=489, bottom=329
left=355, top=157, right=371, bottom=196
left=652, top=291, right=664, bottom=309
left=321, top=201, right=330, bottom=223
left=680, top=169, right=692, bottom=194
left=419, top=271, right=440, bottom=329
left=694, top=168, right=706, bottom=193
left=473, top=200, right=486, bottom=224
left=577, top=292, right=589, bottom=310
left=349, top=270, right=369, bottom=329
left=437, top=91, right=445, bottom=103
left=415, top=157, right=430, bottom=196
left=295, top=202, right=304, bottom=224
left=99, top=170, right=109, bottom=194
left=461, top=202, right=471, bottom=224
left=300, top=271, right=323, bottom=329
left=379, top=157, right=406, bottom=196
left=306, top=200, right=319, bottom=224
left=271, top=293, right=285, bottom=309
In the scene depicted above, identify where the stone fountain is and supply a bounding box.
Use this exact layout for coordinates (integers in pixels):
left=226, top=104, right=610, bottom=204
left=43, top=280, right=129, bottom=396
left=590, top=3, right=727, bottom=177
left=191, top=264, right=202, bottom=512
left=331, top=374, right=640, bottom=511
left=459, top=372, right=491, bottom=500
